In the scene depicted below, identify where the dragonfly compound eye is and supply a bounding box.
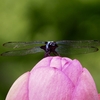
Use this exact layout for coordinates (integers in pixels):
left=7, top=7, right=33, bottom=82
left=49, top=41, right=56, bottom=46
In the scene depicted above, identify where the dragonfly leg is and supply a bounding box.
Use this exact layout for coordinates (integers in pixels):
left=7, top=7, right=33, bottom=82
left=53, top=51, right=60, bottom=56
left=44, top=51, right=51, bottom=57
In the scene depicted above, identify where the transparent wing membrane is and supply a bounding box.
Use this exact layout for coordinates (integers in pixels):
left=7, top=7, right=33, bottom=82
left=56, top=40, right=100, bottom=47
left=3, top=41, right=45, bottom=49
left=56, top=40, right=100, bottom=56
left=1, top=47, right=44, bottom=56
left=56, top=45, right=98, bottom=56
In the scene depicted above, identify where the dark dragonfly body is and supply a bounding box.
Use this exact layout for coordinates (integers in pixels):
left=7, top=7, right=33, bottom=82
left=1, top=40, right=100, bottom=57
left=40, top=41, right=59, bottom=57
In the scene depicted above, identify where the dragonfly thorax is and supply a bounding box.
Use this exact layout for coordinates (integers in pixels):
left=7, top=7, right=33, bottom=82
left=45, top=41, right=56, bottom=51
left=40, top=41, right=58, bottom=57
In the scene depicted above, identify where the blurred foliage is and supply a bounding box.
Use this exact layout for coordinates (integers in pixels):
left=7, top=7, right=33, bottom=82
left=0, top=0, right=100, bottom=99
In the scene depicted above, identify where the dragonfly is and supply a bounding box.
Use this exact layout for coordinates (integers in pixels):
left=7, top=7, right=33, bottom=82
left=1, top=40, right=100, bottom=57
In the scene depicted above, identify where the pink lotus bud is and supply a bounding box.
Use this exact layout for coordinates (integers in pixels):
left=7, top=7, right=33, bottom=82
left=6, top=56, right=100, bottom=100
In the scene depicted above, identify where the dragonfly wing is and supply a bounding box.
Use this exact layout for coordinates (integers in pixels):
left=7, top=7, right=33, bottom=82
left=1, top=47, right=44, bottom=56
left=56, top=45, right=99, bottom=56
left=3, top=41, right=45, bottom=49
left=56, top=40, right=100, bottom=47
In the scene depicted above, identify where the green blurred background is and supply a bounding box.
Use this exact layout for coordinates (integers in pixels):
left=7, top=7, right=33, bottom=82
left=0, top=0, right=100, bottom=99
